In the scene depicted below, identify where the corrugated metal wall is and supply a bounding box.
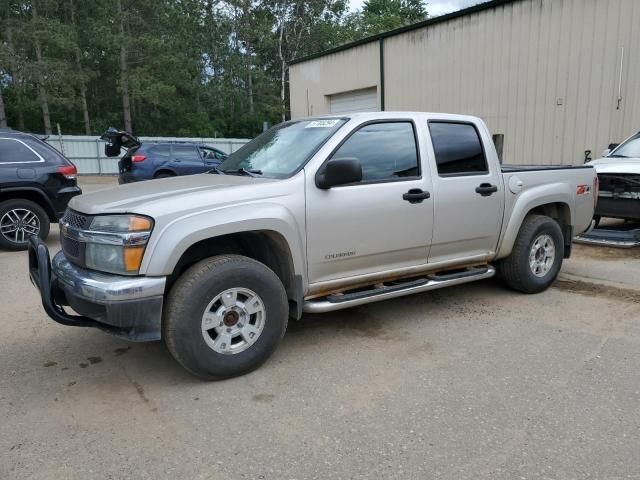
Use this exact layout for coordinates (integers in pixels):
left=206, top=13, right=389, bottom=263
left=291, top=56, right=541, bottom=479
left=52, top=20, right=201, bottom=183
left=45, top=136, right=249, bottom=174
left=289, top=42, right=380, bottom=117
left=289, top=0, right=640, bottom=165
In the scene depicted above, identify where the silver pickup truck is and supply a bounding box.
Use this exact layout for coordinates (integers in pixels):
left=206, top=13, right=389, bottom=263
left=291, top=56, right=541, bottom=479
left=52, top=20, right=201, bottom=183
left=29, top=112, right=597, bottom=379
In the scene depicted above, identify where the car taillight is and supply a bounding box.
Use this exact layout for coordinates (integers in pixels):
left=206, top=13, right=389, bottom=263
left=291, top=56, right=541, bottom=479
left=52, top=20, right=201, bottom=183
left=58, top=164, right=77, bottom=180
left=132, top=154, right=147, bottom=162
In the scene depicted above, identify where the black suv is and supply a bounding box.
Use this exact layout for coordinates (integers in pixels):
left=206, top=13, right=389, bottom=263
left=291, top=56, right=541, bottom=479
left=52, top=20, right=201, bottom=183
left=0, top=129, right=81, bottom=250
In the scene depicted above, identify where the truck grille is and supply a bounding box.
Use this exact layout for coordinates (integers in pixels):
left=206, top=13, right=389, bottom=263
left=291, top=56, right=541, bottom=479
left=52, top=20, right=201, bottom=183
left=61, top=235, right=80, bottom=257
left=60, top=209, right=91, bottom=265
left=62, top=209, right=91, bottom=229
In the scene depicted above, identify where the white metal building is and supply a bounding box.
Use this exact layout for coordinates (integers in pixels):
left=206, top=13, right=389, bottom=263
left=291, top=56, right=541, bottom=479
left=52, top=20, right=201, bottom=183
left=289, top=0, right=640, bottom=165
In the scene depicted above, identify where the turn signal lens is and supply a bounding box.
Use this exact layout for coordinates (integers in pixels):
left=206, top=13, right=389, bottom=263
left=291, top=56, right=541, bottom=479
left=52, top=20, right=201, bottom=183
left=124, top=246, right=146, bottom=273
left=128, top=216, right=153, bottom=232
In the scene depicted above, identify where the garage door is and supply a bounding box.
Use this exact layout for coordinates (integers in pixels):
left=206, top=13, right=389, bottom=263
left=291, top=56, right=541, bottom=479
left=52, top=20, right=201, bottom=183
left=329, top=87, right=378, bottom=114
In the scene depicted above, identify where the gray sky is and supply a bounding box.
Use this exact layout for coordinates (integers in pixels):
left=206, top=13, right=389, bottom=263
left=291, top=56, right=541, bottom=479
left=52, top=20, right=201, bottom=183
left=349, top=0, right=489, bottom=16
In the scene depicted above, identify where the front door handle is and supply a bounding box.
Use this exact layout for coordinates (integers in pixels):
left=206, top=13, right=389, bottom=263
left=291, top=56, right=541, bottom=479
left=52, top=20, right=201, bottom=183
left=475, top=183, right=498, bottom=196
left=403, top=189, right=431, bottom=204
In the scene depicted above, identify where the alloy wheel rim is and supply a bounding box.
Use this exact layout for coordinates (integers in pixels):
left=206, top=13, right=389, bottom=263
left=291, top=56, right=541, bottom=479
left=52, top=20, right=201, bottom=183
left=201, top=287, right=266, bottom=355
left=529, top=234, right=555, bottom=278
left=0, top=208, right=40, bottom=244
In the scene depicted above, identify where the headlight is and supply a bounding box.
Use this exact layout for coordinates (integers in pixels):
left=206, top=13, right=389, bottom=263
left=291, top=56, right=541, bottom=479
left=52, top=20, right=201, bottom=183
left=83, top=214, right=153, bottom=275
left=90, top=215, right=152, bottom=232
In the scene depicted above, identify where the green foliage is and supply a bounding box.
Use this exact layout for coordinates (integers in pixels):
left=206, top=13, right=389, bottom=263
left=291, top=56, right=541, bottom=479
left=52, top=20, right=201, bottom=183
left=0, top=0, right=427, bottom=137
left=356, top=0, right=427, bottom=35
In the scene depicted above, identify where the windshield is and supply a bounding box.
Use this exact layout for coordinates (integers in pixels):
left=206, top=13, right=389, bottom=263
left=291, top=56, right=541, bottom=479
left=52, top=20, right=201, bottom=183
left=218, top=119, right=346, bottom=178
left=610, top=133, right=640, bottom=158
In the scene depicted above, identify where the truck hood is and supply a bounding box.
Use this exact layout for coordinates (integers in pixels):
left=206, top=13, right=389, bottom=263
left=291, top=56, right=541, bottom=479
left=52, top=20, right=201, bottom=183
left=69, top=173, right=279, bottom=215
left=586, top=157, right=640, bottom=175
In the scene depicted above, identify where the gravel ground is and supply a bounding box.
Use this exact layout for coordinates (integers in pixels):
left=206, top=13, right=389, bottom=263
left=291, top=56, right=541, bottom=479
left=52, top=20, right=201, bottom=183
left=1, top=176, right=639, bottom=480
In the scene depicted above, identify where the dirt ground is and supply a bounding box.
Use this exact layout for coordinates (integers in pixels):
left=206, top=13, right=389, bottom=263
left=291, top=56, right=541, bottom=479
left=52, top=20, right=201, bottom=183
left=1, top=176, right=639, bottom=479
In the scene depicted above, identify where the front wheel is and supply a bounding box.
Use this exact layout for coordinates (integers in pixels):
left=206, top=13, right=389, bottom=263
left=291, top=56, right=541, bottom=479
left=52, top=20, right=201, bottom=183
left=498, top=215, right=564, bottom=294
left=163, top=255, right=289, bottom=380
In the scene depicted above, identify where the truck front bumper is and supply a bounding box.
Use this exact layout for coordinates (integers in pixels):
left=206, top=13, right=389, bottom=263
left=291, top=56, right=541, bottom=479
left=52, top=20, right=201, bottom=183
left=28, top=237, right=166, bottom=341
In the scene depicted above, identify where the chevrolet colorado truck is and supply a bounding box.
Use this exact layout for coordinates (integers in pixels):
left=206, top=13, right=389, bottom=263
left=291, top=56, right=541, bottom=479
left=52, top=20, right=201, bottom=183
left=29, top=112, right=597, bottom=379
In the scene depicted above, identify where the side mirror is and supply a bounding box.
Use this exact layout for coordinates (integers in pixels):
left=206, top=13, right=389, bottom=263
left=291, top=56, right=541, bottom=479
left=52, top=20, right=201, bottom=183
left=316, top=158, right=362, bottom=189
left=603, top=143, right=620, bottom=157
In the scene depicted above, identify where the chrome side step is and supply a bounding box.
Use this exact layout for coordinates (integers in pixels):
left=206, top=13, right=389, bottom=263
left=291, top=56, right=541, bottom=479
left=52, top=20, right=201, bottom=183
left=303, top=266, right=496, bottom=313
left=574, top=227, right=640, bottom=248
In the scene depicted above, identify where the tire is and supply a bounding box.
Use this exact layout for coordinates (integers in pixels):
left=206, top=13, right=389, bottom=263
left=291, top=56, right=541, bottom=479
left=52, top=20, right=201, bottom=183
left=163, top=255, right=289, bottom=380
left=498, top=214, right=564, bottom=294
left=0, top=199, right=50, bottom=251
left=154, top=171, right=175, bottom=179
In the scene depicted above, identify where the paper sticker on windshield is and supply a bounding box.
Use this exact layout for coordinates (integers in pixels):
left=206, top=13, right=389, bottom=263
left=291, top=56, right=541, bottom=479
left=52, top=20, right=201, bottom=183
left=305, top=119, right=340, bottom=128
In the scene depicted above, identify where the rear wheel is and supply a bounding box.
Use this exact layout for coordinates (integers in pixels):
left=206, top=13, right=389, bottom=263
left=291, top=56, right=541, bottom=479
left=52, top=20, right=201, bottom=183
left=498, top=215, right=564, bottom=293
left=163, top=255, right=288, bottom=380
left=0, top=199, right=50, bottom=251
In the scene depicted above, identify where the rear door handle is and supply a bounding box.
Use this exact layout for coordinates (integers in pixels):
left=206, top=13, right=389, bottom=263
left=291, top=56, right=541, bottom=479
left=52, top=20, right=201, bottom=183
left=475, top=183, right=498, bottom=196
left=403, top=189, right=431, bottom=204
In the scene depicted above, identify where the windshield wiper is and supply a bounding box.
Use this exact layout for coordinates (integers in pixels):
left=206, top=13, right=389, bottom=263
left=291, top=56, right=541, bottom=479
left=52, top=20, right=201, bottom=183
left=209, top=166, right=226, bottom=175
left=222, top=168, right=263, bottom=177
left=609, top=154, right=628, bottom=158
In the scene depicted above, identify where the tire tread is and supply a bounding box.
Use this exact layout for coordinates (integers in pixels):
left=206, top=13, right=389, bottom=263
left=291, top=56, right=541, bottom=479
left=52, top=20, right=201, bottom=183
left=163, top=254, right=288, bottom=380
left=499, top=214, right=563, bottom=294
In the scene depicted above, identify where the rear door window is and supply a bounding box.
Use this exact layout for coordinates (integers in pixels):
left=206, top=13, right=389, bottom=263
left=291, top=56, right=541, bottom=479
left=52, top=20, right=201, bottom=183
left=0, top=138, right=42, bottom=164
left=149, top=145, right=171, bottom=157
left=173, top=145, right=200, bottom=160
left=428, top=122, right=488, bottom=176
left=20, top=137, right=66, bottom=163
